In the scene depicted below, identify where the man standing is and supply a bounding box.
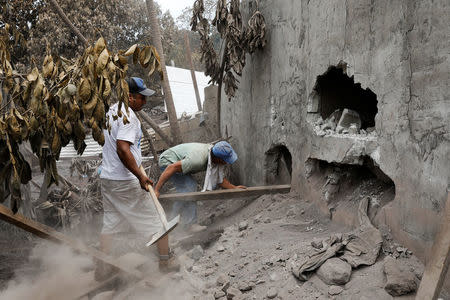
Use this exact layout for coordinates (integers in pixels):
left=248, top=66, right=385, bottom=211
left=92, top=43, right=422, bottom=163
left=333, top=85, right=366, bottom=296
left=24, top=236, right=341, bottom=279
left=154, top=141, right=246, bottom=231
left=98, top=77, right=175, bottom=276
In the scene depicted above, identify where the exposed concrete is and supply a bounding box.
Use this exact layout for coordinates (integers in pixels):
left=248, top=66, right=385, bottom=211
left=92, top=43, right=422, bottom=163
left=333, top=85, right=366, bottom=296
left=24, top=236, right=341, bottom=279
left=221, top=0, right=449, bottom=268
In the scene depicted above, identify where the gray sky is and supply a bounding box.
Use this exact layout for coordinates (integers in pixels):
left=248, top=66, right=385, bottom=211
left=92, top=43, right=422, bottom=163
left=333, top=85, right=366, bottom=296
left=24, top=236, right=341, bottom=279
left=156, top=0, right=196, bottom=19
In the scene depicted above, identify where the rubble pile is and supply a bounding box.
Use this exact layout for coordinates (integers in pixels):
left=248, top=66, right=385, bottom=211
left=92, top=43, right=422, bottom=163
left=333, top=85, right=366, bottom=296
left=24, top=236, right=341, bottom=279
left=313, top=109, right=376, bottom=137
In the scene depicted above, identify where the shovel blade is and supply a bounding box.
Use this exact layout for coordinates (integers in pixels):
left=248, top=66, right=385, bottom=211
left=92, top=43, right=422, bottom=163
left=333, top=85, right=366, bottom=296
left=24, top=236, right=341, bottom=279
left=146, top=215, right=180, bottom=247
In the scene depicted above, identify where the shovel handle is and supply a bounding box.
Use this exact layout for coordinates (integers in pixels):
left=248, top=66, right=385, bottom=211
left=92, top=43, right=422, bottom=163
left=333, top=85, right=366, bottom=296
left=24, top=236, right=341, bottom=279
left=139, top=166, right=168, bottom=227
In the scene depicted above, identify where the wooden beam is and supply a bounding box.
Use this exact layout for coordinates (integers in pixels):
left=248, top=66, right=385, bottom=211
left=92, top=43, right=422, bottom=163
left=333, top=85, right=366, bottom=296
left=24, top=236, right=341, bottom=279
left=0, top=204, right=145, bottom=281
left=159, top=185, right=291, bottom=202
left=137, top=111, right=173, bottom=147
left=416, top=193, right=450, bottom=300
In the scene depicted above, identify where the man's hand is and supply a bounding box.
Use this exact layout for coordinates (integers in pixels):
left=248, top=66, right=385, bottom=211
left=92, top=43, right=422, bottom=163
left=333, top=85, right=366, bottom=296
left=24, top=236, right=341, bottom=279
left=235, top=185, right=247, bottom=189
left=138, top=174, right=153, bottom=191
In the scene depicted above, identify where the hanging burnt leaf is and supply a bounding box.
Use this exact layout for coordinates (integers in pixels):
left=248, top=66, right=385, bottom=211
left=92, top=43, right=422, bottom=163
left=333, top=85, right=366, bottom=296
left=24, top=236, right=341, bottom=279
left=123, top=44, right=137, bottom=56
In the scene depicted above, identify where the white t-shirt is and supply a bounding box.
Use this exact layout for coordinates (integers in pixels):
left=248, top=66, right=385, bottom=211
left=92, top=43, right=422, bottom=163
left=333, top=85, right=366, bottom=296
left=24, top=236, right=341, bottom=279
left=100, top=103, right=142, bottom=180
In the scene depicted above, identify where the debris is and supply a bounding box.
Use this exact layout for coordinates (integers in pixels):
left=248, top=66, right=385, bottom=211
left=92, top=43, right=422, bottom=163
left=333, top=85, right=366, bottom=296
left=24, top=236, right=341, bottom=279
left=336, top=109, right=361, bottom=134
left=328, top=285, right=344, bottom=295
left=316, top=258, right=352, bottom=285
left=266, top=287, right=278, bottom=299
left=217, top=245, right=225, bottom=252
left=238, top=281, right=252, bottom=292
left=291, top=197, right=382, bottom=281
left=238, top=221, right=248, bottom=231
left=383, top=256, right=418, bottom=296
left=214, top=290, right=226, bottom=299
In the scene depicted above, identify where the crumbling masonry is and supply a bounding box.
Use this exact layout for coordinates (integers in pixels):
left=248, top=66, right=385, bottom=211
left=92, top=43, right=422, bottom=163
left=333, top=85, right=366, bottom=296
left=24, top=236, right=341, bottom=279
left=222, top=0, right=449, bottom=267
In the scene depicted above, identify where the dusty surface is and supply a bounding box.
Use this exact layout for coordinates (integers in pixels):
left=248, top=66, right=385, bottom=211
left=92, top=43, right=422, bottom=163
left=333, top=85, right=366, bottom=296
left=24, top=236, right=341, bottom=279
left=221, top=0, right=450, bottom=263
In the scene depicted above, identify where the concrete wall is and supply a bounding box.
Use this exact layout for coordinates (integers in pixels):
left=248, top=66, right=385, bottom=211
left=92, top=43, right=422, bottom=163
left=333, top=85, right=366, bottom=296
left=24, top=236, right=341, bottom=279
left=222, top=0, right=449, bottom=261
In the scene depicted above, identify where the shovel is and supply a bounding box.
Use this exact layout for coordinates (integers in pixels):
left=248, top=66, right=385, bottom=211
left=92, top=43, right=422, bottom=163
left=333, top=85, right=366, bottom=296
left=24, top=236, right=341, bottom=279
left=139, top=166, right=180, bottom=247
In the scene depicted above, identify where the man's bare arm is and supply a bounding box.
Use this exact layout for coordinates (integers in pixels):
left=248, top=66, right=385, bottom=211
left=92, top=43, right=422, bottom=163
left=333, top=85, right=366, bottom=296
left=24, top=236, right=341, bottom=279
left=219, top=178, right=246, bottom=190
left=117, top=140, right=153, bottom=191
left=154, top=161, right=183, bottom=197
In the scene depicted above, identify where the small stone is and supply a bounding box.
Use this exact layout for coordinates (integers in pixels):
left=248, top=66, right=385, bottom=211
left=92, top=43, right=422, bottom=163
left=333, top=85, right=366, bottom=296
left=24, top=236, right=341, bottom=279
left=316, top=258, right=352, bottom=285
left=328, top=285, right=343, bottom=295
left=192, top=266, right=200, bottom=273
left=238, top=232, right=245, bottom=238
left=214, top=290, right=226, bottom=299
left=311, top=238, right=323, bottom=249
left=217, top=245, right=225, bottom=252
left=217, top=273, right=229, bottom=286
left=384, top=256, right=417, bottom=296
left=300, top=209, right=305, bottom=214
left=238, top=281, right=252, bottom=292
left=226, top=287, right=242, bottom=299
left=256, top=280, right=266, bottom=285
left=204, top=268, right=215, bottom=277
left=264, top=217, right=271, bottom=224
left=238, top=221, right=249, bottom=231
left=267, top=287, right=278, bottom=299
left=275, top=244, right=282, bottom=250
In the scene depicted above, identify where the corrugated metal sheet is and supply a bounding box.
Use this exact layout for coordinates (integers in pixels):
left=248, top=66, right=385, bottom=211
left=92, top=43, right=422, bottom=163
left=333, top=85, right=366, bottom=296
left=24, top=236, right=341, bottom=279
left=59, top=134, right=152, bottom=159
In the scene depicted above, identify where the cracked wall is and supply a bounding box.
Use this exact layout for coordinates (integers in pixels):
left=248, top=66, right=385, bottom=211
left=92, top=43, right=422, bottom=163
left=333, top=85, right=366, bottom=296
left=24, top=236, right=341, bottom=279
left=222, top=0, right=449, bottom=262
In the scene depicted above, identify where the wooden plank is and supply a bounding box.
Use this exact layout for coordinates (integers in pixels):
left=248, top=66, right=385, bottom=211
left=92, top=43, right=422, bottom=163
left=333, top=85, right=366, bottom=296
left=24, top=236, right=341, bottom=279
left=159, top=185, right=291, bottom=202
left=416, top=193, right=450, bottom=300
left=0, top=204, right=145, bottom=281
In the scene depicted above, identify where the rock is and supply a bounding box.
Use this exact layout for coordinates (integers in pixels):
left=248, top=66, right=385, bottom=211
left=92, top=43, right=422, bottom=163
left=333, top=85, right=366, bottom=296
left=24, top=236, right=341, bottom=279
left=204, top=268, right=215, bottom=277
left=383, top=256, right=418, bottom=296
left=316, top=258, right=352, bottom=285
left=238, top=281, right=252, bottom=292
left=238, top=221, right=248, bottom=231
left=214, top=290, right=226, bottom=299
left=264, top=217, right=271, bottom=223
left=337, top=109, right=361, bottom=132
left=217, top=245, right=225, bottom=252
left=311, top=238, right=323, bottom=249
left=267, top=287, right=278, bottom=299
left=189, top=245, right=204, bottom=261
left=328, top=285, right=343, bottom=295
left=348, top=123, right=359, bottom=134
left=217, top=273, right=229, bottom=286
left=226, top=287, right=242, bottom=299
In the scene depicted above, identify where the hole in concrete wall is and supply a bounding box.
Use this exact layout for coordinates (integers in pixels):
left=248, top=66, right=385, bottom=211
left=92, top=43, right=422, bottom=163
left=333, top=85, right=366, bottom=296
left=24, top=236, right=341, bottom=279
left=308, top=63, right=378, bottom=135
left=305, top=156, right=395, bottom=223
left=265, top=145, right=292, bottom=185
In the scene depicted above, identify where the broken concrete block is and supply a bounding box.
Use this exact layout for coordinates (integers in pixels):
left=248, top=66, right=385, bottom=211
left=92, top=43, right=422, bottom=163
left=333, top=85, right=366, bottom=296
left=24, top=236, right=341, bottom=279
left=226, top=287, right=242, bottom=299
left=328, top=285, right=344, bottom=295
left=266, top=287, right=278, bottom=299
left=316, top=258, right=352, bottom=285
left=336, top=109, right=361, bottom=133
left=238, top=221, right=248, bottom=231
left=383, top=256, right=418, bottom=296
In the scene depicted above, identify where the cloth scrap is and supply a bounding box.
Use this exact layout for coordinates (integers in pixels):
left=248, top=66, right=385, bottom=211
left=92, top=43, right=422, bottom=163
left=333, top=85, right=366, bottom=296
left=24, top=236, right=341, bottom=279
left=291, top=197, right=382, bottom=281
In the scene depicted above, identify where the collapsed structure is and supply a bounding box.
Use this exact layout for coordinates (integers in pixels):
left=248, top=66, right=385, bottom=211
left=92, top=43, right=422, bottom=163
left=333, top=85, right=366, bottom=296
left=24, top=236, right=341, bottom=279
left=222, top=0, right=449, bottom=265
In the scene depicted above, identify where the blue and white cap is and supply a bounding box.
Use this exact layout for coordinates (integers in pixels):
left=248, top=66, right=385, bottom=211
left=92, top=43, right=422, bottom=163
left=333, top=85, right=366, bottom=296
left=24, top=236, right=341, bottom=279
left=212, top=141, right=238, bottom=164
left=127, top=77, right=155, bottom=97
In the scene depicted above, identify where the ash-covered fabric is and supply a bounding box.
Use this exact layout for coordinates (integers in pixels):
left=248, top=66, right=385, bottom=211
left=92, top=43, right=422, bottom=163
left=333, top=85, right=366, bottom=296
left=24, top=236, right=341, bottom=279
left=202, top=147, right=226, bottom=192
left=100, top=103, right=142, bottom=180
left=291, top=197, right=382, bottom=281
left=101, top=178, right=162, bottom=237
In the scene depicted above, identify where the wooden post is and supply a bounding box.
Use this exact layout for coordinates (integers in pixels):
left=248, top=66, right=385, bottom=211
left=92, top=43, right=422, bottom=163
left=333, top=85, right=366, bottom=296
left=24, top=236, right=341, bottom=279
left=145, top=0, right=182, bottom=145
left=137, top=111, right=173, bottom=147
left=47, top=0, right=88, bottom=45
left=184, top=32, right=202, bottom=111
left=416, top=193, right=450, bottom=300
